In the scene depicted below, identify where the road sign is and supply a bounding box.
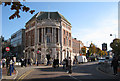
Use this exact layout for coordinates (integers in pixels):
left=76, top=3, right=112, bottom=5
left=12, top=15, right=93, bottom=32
left=80, top=54, right=82, bottom=56
left=102, top=43, right=107, bottom=51
left=6, top=47, right=10, bottom=52
left=37, top=51, right=40, bottom=54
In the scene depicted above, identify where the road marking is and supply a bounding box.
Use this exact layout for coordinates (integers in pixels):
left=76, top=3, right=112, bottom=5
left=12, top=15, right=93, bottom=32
left=20, top=70, right=33, bottom=81
left=69, top=74, right=82, bottom=81
left=17, top=69, right=33, bottom=81
left=13, top=69, right=18, bottom=79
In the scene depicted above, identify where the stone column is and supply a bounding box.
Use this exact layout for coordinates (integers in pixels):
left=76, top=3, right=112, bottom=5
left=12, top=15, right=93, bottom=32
left=58, top=28, right=60, bottom=43
left=52, top=27, right=54, bottom=43
left=54, top=28, right=56, bottom=43
left=41, top=28, right=43, bottom=43
left=37, top=29, right=39, bottom=44
left=44, top=28, right=46, bottom=43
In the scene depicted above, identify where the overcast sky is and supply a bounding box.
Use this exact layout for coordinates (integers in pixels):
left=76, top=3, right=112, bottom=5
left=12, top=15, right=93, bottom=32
left=1, top=2, right=118, bottom=51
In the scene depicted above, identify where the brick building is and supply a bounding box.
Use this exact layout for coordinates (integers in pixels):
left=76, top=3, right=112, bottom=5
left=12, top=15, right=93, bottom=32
left=24, top=12, right=72, bottom=64
left=72, top=38, right=84, bottom=57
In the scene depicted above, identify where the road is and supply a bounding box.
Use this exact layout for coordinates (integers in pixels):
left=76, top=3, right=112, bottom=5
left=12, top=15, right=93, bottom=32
left=15, top=62, right=119, bottom=81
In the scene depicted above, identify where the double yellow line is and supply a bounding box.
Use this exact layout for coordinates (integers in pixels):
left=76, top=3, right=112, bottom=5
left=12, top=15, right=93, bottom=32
left=17, top=69, right=34, bottom=81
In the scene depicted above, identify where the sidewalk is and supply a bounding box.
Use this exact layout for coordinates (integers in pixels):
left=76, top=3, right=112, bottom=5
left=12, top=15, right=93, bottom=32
left=98, top=63, right=120, bottom=77
left=2, top=67, right=17, bottom=79
left=2, top=64, right=54, bottom=80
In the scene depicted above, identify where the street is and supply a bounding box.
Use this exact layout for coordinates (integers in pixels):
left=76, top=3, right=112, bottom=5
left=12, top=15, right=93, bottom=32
left=14, top=62, right=119, bottom=81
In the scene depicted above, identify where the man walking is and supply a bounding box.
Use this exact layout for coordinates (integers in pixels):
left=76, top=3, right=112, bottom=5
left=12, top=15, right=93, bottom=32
left=111, top=56, right=119, bottom=75
left=67, top=57, right=72, bottom=74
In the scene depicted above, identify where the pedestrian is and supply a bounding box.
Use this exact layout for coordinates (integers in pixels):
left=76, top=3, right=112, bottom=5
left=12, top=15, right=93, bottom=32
left=31, top=58, right=33, bottom=65
left=66, top=58, right=68, bottom=70
left=21, top=58, right=24, bottom=67
left=37, top=61, right=39, bottom=66
left=67, top=57, right=72, bottom=74
left=49, top=58, right=52, bottom=65
left=111, top=56, right=119, bottom=75
left=28, top=59, right=31, bottom=66
left=24, top=58, right=27, bottom=67
left=6, top=57, right=10, bottom=68
left=63, top=58, right=66, bottom=69
left=44, top=58, right=47, bottom=66
left=2, top=58, right=6, bottom=68
left=53, top=59, right=56, bottom=68
left=11, top=58, right=15, bottom=73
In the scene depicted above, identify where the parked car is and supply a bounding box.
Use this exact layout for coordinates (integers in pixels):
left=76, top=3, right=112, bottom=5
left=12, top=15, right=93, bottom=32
left=98, top=58, right=105, bottom=64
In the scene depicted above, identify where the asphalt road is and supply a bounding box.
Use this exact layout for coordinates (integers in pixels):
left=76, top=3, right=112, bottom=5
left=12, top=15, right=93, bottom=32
left=15, top=62, right=120, bottom=81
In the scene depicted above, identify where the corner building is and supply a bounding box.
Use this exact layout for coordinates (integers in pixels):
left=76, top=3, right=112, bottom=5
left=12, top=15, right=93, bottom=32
left=25, top=12, right=72, bottom=64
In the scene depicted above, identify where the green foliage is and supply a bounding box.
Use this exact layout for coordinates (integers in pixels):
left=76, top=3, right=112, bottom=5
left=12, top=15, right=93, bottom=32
left=110, top=38, right=120, bottom=57
left=89, top=43, right=96, bottom=55
left=81, top=46, right=86, bottom=55
left=1, top=0, right=35, bottom=20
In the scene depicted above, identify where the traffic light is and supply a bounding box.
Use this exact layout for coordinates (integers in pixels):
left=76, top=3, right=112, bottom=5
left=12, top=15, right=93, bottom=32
left=102, top=43, right=107, bottom=51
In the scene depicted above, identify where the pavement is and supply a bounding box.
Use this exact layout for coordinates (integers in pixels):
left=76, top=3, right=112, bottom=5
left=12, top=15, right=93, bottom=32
left=2, top=62, right=120, bottom=80
left=2, top=64, right=54, bottom=80
left=2, top=67, right=17, bottom=79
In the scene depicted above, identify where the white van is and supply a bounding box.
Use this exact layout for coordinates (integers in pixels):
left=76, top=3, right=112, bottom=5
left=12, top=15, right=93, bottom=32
left=77, top=56, right=88, bottom=63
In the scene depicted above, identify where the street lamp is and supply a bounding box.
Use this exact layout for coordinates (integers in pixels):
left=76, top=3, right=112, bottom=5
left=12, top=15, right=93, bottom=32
left=110, top=34, right=116, bottom=38
left=34, top=12, right=40, bottom=65
left=66, top=36, right=69, bottom=59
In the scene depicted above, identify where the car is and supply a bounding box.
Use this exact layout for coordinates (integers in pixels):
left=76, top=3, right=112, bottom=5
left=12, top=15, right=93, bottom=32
left=98, top=58, right=105, bottom=64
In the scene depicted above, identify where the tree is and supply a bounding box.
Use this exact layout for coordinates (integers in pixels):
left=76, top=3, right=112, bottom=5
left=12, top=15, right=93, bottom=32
left=81, top=46, right=86, bottom=55
left=89, top=43, right=96, bottom=56
left=110, top=38, right=120, bottom=57
left=1, top=0, right=35, bottom=20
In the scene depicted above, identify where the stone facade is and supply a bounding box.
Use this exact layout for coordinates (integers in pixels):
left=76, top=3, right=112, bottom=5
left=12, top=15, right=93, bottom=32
left=24, top=12, right=72, bottom=64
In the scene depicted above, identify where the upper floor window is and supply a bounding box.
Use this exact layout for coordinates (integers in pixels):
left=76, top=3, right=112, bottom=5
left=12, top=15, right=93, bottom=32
left=64, top=38, right=65, bottom=45
left=67, top=32, right=68, bottom=36
left=46, top=28, right=51, bottom=33
left=69, top=40, right=71, bottom=46
left=64, top=30, right=65, bottom=35
left=47, top=36, right=50, bottom=43
left=69, top=33, right=71, bottom=37
left=66, top=25, right=68, bottom=28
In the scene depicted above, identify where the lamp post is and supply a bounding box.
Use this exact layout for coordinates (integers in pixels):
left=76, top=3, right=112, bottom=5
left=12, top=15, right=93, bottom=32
left=34, top=12, right=40, bottom=65
left=66, top=36, right=69, bottom=59
left=0, top=36, right=2, bottom=80
left=110, top=34, right=116, bottom=38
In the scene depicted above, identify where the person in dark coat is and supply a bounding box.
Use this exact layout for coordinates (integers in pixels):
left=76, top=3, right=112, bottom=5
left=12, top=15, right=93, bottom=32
left=28, top=59, right=31, bottom=66
left=63, top=58, right=66, bottom=69
left=67, top=57, right=72, bottom=74
left=24, top=58, right=27, bottom=67
left=111, top=56, right=119, bottom=75
left=66, top=58, right=68, bottom=70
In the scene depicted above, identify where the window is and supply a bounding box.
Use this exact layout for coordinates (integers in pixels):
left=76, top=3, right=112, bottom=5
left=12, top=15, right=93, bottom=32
left=47, top=36, right=50, bottom=43
left=67, top=32, right=68, bottom=36
left=69, top=33, right=71, bottom=37
left=47, top=28, right=51, bottom=33
left=66, top=25, right=68, bottom=28
left=64, top=30, right=65, bottom=35
left=69, top=40, right=71, bottom=46
left=64, top=38, right=65, bottom=45
left=46, top=28, right=51, bottom=33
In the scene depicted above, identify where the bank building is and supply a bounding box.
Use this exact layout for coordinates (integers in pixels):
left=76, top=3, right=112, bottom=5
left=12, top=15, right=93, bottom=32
left=24, top=11, right=72, bottom=64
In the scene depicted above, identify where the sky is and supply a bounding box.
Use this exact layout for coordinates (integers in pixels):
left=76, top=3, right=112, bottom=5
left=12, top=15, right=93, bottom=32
left=1, top=2, right=118, bottom=51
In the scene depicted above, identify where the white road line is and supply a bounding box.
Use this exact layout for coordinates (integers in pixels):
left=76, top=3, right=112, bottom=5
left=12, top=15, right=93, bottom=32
left=13, top=69, right=18, bottom=79
left=69, top=74, right=82, bottom=81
